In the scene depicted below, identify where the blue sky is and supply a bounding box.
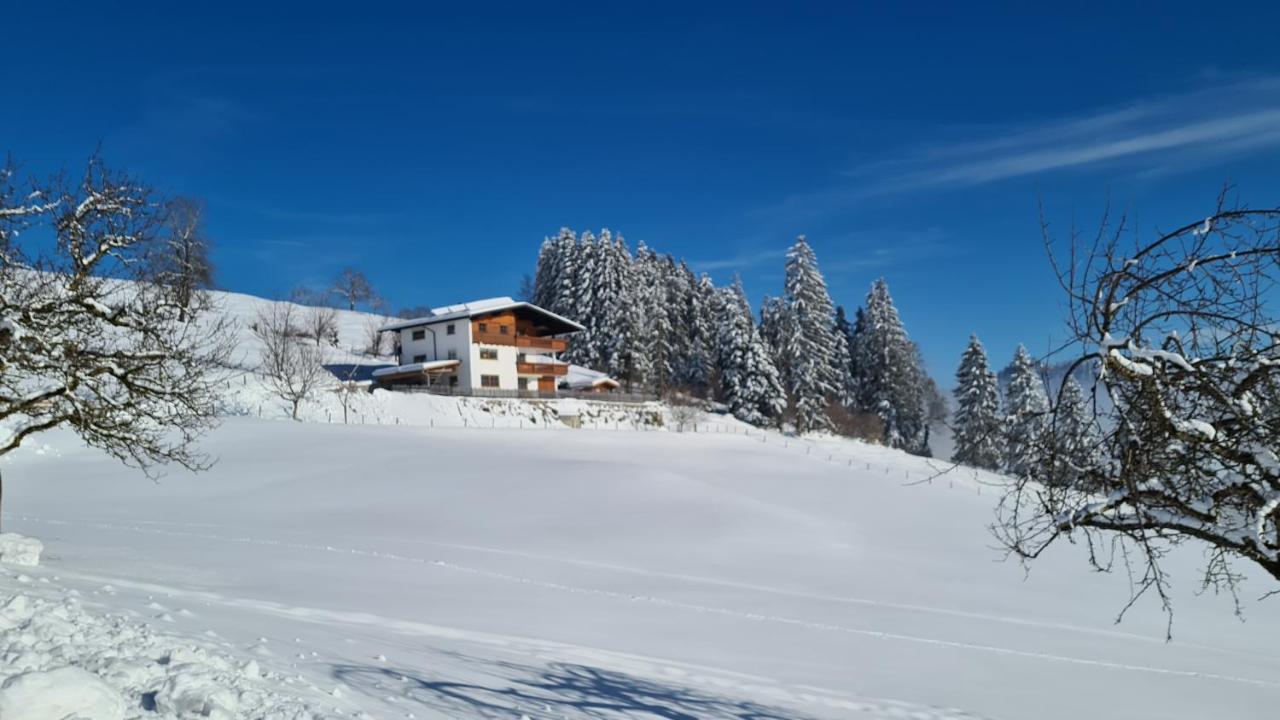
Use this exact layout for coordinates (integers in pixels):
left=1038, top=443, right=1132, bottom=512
left=5, top=2, right=1280, bottom=383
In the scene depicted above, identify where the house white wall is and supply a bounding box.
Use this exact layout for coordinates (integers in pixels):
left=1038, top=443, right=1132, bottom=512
left=470, top=342, right=519, bottom=390
left=397, top=320, right=473, bottom=387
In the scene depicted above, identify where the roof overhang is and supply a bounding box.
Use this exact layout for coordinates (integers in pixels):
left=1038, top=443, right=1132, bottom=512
left=379, top=301, right=584, bottom=334
left=371, top=359, right=461, bottom=382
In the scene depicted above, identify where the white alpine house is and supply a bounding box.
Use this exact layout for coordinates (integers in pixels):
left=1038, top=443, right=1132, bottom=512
left=374, top=298, right=585, bottom=394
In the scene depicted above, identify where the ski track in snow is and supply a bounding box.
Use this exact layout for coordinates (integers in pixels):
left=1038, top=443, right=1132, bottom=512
left=13, top=513, right=1280, bottom=692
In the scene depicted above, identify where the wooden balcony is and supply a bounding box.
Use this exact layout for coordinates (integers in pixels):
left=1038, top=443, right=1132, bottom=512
left=516, top=335, right=568, bottom=352
left=516, top=361, right=568, bottom=377
left=472, top=330, right=516, bottom=346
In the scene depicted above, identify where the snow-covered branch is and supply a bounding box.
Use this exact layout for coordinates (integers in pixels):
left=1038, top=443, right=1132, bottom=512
left=998, top=199, right=1280, bottom=627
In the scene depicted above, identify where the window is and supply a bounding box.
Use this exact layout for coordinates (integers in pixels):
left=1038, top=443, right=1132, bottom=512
left=479, top=348, right=498, bottom=360
left=446, top=324, right=455, bottom=335
left=448, top=375, right=458, bottom=387
left=481, top=375, right=500, bottom=388
left=411, top=329, right=425, bottom=341
left=412, top=354, right=426, bottom=363
left=478, top=322, right=488, bottom=333
left=518, top=378, right=529, bottom=391
left=499, top=325, right=509, bottom=335
left=447, top=349, right=457, bottom=360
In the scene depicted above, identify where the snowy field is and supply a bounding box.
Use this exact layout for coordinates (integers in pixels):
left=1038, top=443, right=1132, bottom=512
left=3, top=290, right=1280, bottom=719
left=5, top=417, right=1280, bottom=719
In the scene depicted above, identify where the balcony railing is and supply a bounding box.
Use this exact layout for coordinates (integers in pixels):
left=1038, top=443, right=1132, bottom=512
left=472, top=330, right=516, bottom=346
left=516, top=361, right=568, bottom=376
left=515, top=335, right=568, bottom=352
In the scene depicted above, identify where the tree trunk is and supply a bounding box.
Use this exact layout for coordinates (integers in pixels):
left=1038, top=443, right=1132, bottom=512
left=0, top=467, right=4, bottom=534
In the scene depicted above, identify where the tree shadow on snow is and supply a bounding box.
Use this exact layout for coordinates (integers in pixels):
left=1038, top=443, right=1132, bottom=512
left=331, top=655, right=818, bottom=719
left=323, top=363, right=386, bottom=383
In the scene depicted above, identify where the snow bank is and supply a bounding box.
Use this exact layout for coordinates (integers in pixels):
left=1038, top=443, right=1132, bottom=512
left=0, top=533, right=42, bottom=567
left=0, top=590, right=324, bottom=720
left=0, top=667, right=125, bottom=720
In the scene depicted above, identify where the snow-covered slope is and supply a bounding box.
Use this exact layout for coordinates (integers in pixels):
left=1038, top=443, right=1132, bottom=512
left=4, top=416, right=1280, bottom=719
left=3, top=288, right=1280, bottom=718
left=207, top=290, right=670, bottom=431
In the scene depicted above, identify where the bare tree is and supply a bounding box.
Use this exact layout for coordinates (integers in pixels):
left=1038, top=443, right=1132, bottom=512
left=666, top=389, right=704, bottom=432
left=148, top=196, right=214, bottom=321
left=288, top=285, right=326, bottom=307
left=253, top=303, right=328, bottom=420
left=331, top=267, right=376, bottom=311
left=333, top=363, right=366, bottom=425
left=303, top=305, right=339, bottom=346
left=396, top=305, right=433, bottom=320
left=995, top=196, right=1280, bottom=630
left=363, top=316, right=391, bottom=357
left=0, top=157, right=233, bottom=530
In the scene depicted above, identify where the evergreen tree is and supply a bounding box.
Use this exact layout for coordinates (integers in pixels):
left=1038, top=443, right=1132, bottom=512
left=1046, top=375, right=1102, bottom=487
left=552, top=228, right=580, bottom=321
left=1003, top=344, right=1050, bottom=478
left=851, top=279, right=929, bottom=453
left=564, top=231, right=598, bottom=367
left=758, top=295, right=789, bottom=387
left=716, top=279, right=786, bottom=425
left=531, top=234, right=560, bottom=310
left=683, top=273, right=717, bottom=393
left=601, top=232, right=651, bottom=388
left=951, top=334, right=1002, bottom=470
left=831, top=305, right=857, bottom=407
left=635, top=244, right=675, bottom=393
left=782, top=236, right=838, bottom=433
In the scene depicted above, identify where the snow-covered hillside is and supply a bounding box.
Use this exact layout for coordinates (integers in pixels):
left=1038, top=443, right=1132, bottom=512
left=2, top=290, right=1280, bottom=719
left=207, top=290, right=673, bottom=432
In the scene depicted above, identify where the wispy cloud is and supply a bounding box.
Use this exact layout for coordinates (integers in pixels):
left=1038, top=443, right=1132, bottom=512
left=688, top=248, right=787, bottom=272
left=885, top=78, right=1280, bottom=188
left=254, top=208, right=401, bottom=224
left=764, top=77, right=1280, bottom=220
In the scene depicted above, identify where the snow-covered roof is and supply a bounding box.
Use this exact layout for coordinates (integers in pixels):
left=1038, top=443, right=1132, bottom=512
left=370, top=359, right=461, bottom=378
left=379, top=298, right=584, bottom=334
left=563, top=364, right=621, bottom=390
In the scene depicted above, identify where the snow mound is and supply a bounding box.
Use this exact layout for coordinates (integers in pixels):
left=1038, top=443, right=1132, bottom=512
left=0, top=534, right=42, bottom=567
left=0, top=590, right=324, bottom=719
left=0, top=667, right=125, bottom=720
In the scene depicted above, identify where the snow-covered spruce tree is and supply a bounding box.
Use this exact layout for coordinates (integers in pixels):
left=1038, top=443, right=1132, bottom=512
left=596, top=232, right=648, bottom=388
left=1001, top=344, right=1049, bottom=478
left=758, top=295, right=789, bottom=384
left=663, top=257, right=694, bottom=389
left=562, top=230, right=595, bottom=367
left=831, top=306, right=857, bottom=408
left=683, top=273, right=718, bottom=393
left=0, top=158, right=233, bottom=530
left=1042, top=375, right=1102, bottom=488
left=715, top=279, right=786, bottom=426
left=531, top=234, right=559, bottom=309
left=551, top=228, right=579, bottom=320
left=782, top=236, right=839, bottom=433
left=635, top=243, right=674, bottom=393
left=951, top=334, right=1002, bottom=470
left=851, top=279, right=929, bottom=453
